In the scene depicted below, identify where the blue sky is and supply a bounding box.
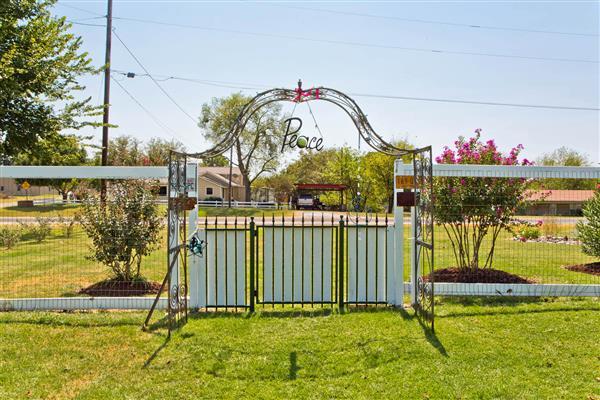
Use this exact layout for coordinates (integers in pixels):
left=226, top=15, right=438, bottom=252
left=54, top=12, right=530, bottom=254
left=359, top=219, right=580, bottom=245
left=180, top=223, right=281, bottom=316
left=55, top=1, right=599, bottom=165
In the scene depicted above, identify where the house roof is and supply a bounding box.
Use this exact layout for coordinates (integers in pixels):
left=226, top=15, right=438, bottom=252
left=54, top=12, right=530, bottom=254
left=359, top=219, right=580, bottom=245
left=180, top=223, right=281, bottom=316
left=526, top=190, right=595, bottom=203
left=200, top=171, right=243, bottom=188
left=199, top=166, right=241, bottom=176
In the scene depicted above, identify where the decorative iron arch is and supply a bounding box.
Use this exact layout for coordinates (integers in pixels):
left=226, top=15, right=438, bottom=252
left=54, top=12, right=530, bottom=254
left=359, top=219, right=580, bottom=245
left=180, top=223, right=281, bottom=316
left=185, top=81, right=414, bottom=158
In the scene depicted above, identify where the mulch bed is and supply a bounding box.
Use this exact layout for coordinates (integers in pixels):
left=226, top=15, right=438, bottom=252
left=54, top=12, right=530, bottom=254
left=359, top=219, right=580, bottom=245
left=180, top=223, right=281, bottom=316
left=565, top=262, right=600, bottom=276
left=79, top=279, right=163, bottom=297
left=428, top=267, right=533, bottom=284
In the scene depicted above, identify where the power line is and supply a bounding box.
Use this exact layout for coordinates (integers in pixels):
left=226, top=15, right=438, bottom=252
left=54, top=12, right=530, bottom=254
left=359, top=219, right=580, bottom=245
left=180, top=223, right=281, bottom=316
left=113, top=16, right=598, bottom=64
left=111, top=76, right=185, bottom=141
left=57, top=3, right=104, bottom=17
left=112, top=69, right=269, bottom=90
left=113, top=69, right=600, bottom=111
left=348, top=92, right=600, bottom=111
left=111, top=29, right=199, bottom=123
left=280, top=5, right=599, bottom=38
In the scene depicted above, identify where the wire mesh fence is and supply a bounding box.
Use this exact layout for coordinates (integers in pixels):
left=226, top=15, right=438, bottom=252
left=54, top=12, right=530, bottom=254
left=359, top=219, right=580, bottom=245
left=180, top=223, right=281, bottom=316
left=0, top=180, right=167, bottom=301
left=1, top=166, right=598, bottom=310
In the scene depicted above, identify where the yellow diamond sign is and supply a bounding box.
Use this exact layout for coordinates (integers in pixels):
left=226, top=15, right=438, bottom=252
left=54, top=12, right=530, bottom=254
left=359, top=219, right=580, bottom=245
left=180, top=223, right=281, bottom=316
left=21, top=181, right=31, bottom=190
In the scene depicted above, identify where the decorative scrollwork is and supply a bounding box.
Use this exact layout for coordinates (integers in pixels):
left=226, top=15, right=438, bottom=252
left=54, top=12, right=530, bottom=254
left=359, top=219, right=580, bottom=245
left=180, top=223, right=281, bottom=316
left=413, top=147, right=435, bottom=331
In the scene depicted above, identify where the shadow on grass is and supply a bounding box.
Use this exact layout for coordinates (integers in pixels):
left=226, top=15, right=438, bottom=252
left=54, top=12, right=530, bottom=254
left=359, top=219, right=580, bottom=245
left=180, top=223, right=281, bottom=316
left=289, top=351, right=300, bottom=380
left=143, top=335, right=170, bottom=369
left=438, top=296, right=598, bottom=318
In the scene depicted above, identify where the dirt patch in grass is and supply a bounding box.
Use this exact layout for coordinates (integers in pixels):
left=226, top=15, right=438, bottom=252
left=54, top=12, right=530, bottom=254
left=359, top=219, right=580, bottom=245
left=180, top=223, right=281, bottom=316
left=429, top=267, right=533, bottom=284
left=564, top=262, right=600, bottom=276
left=79, top=279, right=162, bottom=296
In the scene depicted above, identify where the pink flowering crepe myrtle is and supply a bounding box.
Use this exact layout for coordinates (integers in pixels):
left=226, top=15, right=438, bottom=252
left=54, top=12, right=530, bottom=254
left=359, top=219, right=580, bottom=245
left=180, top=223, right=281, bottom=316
left=433, top=130, right=533, bottom=270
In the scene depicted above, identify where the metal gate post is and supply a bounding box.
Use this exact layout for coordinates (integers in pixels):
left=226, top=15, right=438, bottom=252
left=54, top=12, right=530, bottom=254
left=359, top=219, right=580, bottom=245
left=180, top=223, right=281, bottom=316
left=249, top=217, right=256, bottom=312
left=338, top=215, right=345, bottom=311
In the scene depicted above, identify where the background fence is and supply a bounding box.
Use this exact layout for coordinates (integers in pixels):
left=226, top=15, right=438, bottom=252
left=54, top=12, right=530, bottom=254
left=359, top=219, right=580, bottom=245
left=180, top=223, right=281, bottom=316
left=399, top=163, right=600, bottom=297
left=1, top=165, right=599, bottom=311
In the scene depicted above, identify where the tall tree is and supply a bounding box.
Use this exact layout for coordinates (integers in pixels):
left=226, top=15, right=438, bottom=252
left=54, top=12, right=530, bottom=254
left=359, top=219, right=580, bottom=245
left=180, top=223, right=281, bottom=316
left=361, top=139, right=413, bottom=212
left=14, top=134, right=88, bottom=200
left=199, top=93, right=287, bottom=201
left=145, top=137, right=185, bottom=165
left=0, top=0, right=99, bottom=159
left=536, top=147, right=595, bottom=190
left=95, top=135, right=189, bottom=166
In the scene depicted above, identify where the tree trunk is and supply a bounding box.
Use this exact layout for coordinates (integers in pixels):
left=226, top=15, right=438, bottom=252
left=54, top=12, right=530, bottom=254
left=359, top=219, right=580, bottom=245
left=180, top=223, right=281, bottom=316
left=243, top=174, right=252, bottom=202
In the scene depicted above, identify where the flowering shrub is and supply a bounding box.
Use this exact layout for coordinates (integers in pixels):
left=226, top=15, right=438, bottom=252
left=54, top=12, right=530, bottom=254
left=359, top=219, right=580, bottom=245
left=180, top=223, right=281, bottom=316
left=510, top=220, right=542, bottom=241
left=434, top=130, right=531, bottom=270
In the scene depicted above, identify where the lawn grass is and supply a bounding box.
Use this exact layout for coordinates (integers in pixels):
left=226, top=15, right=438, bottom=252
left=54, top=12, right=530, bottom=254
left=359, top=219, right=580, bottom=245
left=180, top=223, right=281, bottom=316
left=1, top=220, right=597, bottom=298
left=0, top=203, right=81, bottom=217
left=0, top=298, right=598, bottom=399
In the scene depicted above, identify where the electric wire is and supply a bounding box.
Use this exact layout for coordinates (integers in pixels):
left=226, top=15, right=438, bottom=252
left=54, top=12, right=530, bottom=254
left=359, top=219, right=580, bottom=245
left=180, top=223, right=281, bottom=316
left=112, top=16, right=598, bottom=64
left=112, top=69, right=600, bottom=112
left=111, top=29, right=199, bottom=124
left=111, top=76, right=186, bottom=142
left=280, top=5, right=599, bottom=38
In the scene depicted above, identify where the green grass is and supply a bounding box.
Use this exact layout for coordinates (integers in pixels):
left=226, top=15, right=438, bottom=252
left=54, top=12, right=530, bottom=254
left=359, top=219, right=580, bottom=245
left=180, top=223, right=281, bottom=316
left=0, top=227, right=167, bottom=298
left=403, top=223, right=597, bottom=284
left=0, top=203, right=81, bottom=217
left=0, top=298, right=598, bottom=399
left=1, top=221, right=597, bottom=298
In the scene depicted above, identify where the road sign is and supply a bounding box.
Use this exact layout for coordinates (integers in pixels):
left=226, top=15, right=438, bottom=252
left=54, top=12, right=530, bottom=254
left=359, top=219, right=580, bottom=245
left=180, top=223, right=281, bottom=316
left=21, top=181, right=31, bottom=190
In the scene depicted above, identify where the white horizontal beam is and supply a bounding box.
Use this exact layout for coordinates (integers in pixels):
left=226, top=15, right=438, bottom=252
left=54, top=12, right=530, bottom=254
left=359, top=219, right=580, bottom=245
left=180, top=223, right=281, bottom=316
left=1, top=166, right=168, bottom=179
left=395, top=162, right=600, bottom=179
left=403, top=282, right=600, bottom=297
left=0, top=297, right=169, bottom=311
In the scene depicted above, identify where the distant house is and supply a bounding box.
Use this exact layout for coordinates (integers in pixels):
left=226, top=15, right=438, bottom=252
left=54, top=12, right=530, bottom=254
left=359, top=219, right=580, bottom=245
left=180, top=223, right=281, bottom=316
left=198, top=166, right=245, bottom=201
left=0, top=178, right=53, bottom=197
left=523, top=190, right=595, bottom=216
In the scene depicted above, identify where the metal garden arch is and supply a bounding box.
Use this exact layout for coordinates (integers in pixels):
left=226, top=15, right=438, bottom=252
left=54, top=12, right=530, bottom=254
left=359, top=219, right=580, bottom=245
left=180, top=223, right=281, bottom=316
left=148, top=81, right=435, bottom=333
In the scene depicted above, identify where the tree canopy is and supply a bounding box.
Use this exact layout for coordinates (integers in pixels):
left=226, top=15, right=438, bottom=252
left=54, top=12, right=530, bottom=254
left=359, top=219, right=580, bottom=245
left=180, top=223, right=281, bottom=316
left=535, top=147, right=595, bottom=190
left=199, top=93, right=288, bottom=201
left=0, top=0, right=99, bottom=160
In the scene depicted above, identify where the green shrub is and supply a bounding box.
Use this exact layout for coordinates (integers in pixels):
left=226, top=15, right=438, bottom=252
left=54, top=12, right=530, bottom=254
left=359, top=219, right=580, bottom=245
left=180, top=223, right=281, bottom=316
left=19, top=218, right=52, bottom=243
left=512, top=224, right=541, bottom=241
left=577, top=191, right=600, bottom=258
left=0, top=227, right=21, bottom=249
left=55, top=214, right=77, bottom=238
left=78, top=181, right=163, bottom=281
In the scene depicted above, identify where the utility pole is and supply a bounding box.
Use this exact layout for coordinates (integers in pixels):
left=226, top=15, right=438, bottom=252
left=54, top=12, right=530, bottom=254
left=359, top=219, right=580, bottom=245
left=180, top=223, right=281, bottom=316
left=228, top=147, right=233, bottom=208
left=100, top=0, right=113, bottom=199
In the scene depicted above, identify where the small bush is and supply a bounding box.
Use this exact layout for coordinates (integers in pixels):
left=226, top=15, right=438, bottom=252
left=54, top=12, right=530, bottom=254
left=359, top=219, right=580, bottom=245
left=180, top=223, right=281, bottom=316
left=0, top=227, right=21, bottom=249
left=19, top=218, right=52, bottom=243
left=510, top=219, right=542, bottom=241
left=78, top=181, right=163, bottom=282
left=577, top=191, right=600, bottom=258
left=55, top=214, right=77, bottom=238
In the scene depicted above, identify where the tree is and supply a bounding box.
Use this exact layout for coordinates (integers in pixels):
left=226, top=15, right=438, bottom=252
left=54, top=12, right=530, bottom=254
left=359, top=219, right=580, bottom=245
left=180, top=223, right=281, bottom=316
left=199, top=93, right=287, bottom=201
left=146, top=137, right=185, bottom=165
left=577, top=191, right=600, bottom=258
left=94, top=135, right=186, bottom=166
left=14, top=134, right=88, bottom=200
left=78, top=181, right=163, bottom=282
left=361, top=139, right=414, bottom=212
left=434, top=131, right=530, bottom=270
left=0, top=0, right=99, bottom=159
left=535, top=147, right=595, bottom=190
